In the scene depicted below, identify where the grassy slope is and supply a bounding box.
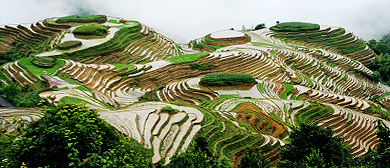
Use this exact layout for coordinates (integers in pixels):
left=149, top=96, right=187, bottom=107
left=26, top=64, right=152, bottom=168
left=18, top=58, right=65, bottom=75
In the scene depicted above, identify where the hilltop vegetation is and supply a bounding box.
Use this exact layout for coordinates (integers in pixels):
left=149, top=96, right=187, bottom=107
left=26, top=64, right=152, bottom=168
left=73, top=24, right=109, bottom=36
left=1, top=14, right=390, bottom=167
left=56, top=14, right=107, bottom=23
left=270, top=22, right=320, bottom=32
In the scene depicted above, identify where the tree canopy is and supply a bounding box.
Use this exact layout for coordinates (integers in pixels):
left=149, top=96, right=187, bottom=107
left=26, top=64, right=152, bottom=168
left=238, top=146, right=270, bottom=168
left=7, top=104, right=153, bottom=168
left=367, top=53, right=390, bottom=85
left=166, top=137, right=232, bottom=168
left=277, top=123, right=351, bottom=168
left=254, top=23, right=266, bottom=30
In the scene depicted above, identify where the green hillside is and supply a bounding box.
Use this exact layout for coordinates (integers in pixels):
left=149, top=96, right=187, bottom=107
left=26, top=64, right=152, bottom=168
left=1, top=16, right=390, bottom=167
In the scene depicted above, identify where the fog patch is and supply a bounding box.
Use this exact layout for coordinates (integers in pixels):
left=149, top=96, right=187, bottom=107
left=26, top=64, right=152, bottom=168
left=1, top=0, right=390, bottom=43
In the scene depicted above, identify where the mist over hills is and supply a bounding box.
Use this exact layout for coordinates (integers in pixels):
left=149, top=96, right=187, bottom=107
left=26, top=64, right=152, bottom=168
left=1, top=0, right=390, bottom=43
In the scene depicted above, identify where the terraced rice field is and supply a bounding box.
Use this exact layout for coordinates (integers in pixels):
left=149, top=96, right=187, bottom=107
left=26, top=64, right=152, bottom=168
left=1, top=16, right=390, bottom=165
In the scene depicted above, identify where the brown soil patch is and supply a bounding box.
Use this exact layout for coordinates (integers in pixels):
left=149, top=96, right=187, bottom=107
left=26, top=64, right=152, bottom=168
left=232, top=102, right=287, bottom=138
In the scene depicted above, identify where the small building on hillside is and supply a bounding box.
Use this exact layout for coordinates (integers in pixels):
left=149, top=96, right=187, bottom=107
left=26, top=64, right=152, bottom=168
left=0, top=96, right=15, bottom=107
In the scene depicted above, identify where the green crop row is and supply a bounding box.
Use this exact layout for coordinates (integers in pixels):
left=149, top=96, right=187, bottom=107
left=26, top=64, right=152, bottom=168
left=270, top=22, right=320, bottom=32
left=341, top=42, right=366, bottom=54
left=200, top=72, right=255, bottom=86
left=295, top=101, right=333, bottom=124
left=56, top=15, right=107, bottom=23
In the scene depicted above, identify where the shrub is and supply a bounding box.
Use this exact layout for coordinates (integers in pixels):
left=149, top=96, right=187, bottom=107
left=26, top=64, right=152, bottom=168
left=56, top=40, right=82, bottom=50
left=56, top=15, right=107, bottom=23
left=166, top=137, right=233, bottom=168
left=161, top=106, right=181, bottom=113
left=73, top=24, right=109, bottom=36
left=8, top=104, right=153, bottom=167
left=254, top=23, right=266, bottom=30
left=238, top=146, right=270, bottom=168
left=277, top=123, right=351, bottom=168
left=200, top=73, right=255, bottom=86
left=30, top=57, right=57, bottom=68
left=270, top=22, right=320, bottom=32
left=192, top=42, right=204, bottom=49
left=190, top=61, right=215, bottom=70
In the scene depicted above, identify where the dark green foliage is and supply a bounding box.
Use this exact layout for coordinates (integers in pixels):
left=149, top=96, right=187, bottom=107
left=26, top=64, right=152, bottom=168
left=190, top=61, right=215, bottom=70
left=166, top=137, right=233, bottom=168
left=372, top=120, right=390, bottom=167
left=0, top=116, right=28, bottom=167
left=254, top=23, right=266, bottom=30
left=367, top=39, right=390, bottom=55
left=238, top=146, right=270, bottom=168
left=73, top=24, right=109, bottom=36
left=9, top=104, right=153, bottom=167
left=57, top=40, right=82, bottom=50
left=31, top=56, right=57, bottom=68
left=0, top=82, right=51, bottom=108
left=200, top=73, right=255, bottom=86
left=56, top=15, right=107, bottom=23
left=270, top=22, right=320, bottom=32
left=0, top=50, right=23, bottom=65
left=161, top=106, right=181, bottom=113
left=357, top=120, right=390, bottom=168
left=367, top=53, right=390, bottom=85
left=278, top=123, right=351, bottom=168
left=192, top=41, right=204, bottom=49
left=290, top=149, right=327, bottom=168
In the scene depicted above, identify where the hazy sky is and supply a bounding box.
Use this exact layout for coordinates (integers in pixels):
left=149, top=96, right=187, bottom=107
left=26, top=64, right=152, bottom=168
left=1, top=0, right=390, bottom=43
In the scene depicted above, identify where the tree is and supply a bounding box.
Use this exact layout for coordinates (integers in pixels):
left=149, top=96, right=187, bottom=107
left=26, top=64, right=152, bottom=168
left=367, top=39, right=390, bottom=55
left=8, top=104, right=153, bottom=167
left=238, top=146, right=270, bottom=168
left=277, top=123, right=351, bottom=168
left=254, top=23, right=266, bottom=30
left=367, top=53, right=390, bottom=85
left=359, top=120, right=390, bottom=168
left=0, top=82, right=51, bottom=108
left=166, top=137, right=233, bottom=168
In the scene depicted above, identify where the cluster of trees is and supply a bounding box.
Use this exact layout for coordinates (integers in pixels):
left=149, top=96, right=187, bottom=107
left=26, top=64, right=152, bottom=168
left=1, top=104, right=153, bottom=167
left=367, top=34, right=390, bottom=85
left=278, top=122, right=390, bottom=168
left=0, top=82, right=50, bottom=108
